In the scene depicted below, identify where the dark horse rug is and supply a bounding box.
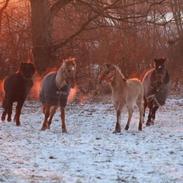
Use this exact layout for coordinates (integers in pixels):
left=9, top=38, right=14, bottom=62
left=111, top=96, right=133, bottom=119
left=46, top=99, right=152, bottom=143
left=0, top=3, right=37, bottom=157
left=40, top=72, right=70, bottom=108
left=144, top=69, right=170, bottom=106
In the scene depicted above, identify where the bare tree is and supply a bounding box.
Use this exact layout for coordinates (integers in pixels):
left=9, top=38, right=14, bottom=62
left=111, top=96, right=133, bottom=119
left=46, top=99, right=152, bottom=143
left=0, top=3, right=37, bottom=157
left=0, top=0, right=10, bottom=31
left=30, top=0, right=72, bottom=73
left=0, top=0, right=182, bottom=83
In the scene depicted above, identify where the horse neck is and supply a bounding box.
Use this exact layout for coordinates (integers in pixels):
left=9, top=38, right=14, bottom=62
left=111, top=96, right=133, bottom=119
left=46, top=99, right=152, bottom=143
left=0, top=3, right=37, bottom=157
left=55, top=66, right=66, bottom=89
left=111, top=67, right=126, bottom=90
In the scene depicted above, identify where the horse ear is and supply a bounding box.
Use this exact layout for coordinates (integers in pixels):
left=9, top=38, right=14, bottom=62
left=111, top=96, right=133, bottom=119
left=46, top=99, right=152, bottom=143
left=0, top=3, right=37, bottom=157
left=162, top=58, right=166, bottom=63
left=154, top=58, right=158, bottom=64
left=105, top=63, right=111, bottom=68
left=62, top=60, right=67, bottom=67
left=154, top=58, right=166, bottom=64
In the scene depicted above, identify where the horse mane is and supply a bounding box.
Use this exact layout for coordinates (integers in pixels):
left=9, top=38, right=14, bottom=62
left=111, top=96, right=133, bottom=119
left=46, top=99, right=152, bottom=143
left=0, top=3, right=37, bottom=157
left=113, top=65, right=126, bottom=81
left=55, top=63, right=67, bottom=89
left=56, top=58, right=76, bottom=89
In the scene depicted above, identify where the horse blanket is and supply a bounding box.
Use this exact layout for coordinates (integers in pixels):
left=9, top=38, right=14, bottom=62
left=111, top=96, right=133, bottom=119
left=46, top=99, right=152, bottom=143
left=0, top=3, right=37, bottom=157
left=40, top=72, right=70, bottom=107
left=143, top=68, right=170, bottom=106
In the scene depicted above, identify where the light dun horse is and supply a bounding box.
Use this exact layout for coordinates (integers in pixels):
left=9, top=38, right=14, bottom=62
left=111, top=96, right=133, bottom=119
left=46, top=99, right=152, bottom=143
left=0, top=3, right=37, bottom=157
left=99, top=64, right=144, bottom=132
left=40, top=58, right=76, bottom=132
left=142, top=58, right=170, bottom=126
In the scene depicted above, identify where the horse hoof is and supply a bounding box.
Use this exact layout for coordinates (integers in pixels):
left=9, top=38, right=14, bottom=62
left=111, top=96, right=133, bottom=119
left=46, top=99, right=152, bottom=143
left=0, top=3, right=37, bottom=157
left=125, top=125, right=129, bottom=130
left=113, top=129, right=121, bottom=133
left=41, top=126, right=47, bottom=131
left=15, top=120, right=21, bottom=126
left=138, top=127, right=142, bottom=131
left=1, top=116, right=5, bottom=121
left=7, top=118, right=12, bottom=122
left=146, top=122, right=151, bottom=126
left=62, top=129, right=68, bottom=133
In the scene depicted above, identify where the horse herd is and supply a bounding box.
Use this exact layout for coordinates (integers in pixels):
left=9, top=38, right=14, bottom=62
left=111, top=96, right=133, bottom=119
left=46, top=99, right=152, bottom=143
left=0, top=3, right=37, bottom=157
left=0, top=58, right=170, bottom=133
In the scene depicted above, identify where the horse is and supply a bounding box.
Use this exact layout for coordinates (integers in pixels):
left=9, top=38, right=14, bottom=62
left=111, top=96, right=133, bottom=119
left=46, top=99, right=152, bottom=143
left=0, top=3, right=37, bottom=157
left=1, top=62, right=35, bottom=126
left=142, top=58, right=170, bottom=126
left=98, top=63, right=144, bottom=133
left=40, top=58, right=76, bottom=133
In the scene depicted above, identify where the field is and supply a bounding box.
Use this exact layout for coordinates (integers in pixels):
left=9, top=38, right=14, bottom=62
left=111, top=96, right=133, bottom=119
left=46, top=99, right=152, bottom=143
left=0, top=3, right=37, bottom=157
left=0, top=96, right=183, bottom=183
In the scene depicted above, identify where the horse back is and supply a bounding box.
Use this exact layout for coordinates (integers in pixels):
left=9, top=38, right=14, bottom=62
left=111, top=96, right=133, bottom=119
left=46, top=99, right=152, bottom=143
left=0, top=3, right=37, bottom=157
left=3, top=73, right=33, bottom=102
left=126, top=78, right=144, bottom=99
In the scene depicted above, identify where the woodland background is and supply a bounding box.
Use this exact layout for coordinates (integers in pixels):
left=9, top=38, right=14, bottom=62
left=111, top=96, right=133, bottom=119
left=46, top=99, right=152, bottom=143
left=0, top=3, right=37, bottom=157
left=0, top=0, right=183, bottom=92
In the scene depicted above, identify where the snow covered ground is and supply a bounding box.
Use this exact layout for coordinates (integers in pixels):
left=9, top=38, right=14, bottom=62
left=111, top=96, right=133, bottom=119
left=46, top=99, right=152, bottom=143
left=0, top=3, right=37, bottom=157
left=0, top=96, right=183, bottom=183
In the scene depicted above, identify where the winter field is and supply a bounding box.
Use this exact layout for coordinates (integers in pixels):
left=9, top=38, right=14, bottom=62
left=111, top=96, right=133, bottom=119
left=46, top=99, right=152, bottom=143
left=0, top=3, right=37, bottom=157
left=0, top=96, right=183, bottom=183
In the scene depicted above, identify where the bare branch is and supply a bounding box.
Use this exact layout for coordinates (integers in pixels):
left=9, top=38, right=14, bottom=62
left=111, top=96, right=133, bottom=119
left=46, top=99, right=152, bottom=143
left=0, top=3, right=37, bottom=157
left=52, top=14, right=98, bottom=51
left=52, top=0, right=121, bottom=51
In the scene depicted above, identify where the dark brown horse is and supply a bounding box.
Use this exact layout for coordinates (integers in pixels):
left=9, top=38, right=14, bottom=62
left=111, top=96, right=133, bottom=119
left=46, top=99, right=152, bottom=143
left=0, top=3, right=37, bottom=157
left=1, top=62, right=35, bottom=126
left=142, top=58, right=170, bottom=126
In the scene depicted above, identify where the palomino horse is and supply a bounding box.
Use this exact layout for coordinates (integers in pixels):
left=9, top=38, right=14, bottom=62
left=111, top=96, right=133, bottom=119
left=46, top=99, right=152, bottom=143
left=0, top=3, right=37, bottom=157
left=142, top=58, right=170, bottom=126
left=40, top=58, right=76, bottom=132
left=99, top=64, right=144, bottom=132
left=1, top=62, right=35, bottom=126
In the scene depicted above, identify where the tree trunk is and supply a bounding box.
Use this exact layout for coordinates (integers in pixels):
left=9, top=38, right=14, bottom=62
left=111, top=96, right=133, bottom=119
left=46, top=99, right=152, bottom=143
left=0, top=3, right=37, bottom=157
left=30, top=0, right=52, bottom=74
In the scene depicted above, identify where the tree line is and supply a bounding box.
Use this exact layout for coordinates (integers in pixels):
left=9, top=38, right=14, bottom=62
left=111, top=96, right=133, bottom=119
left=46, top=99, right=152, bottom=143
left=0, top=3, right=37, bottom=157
left=0, top=0, right=183, bottom=88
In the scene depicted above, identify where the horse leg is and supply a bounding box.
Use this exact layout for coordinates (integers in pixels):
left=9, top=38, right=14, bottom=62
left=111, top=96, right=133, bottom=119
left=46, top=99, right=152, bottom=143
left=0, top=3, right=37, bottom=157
left=143, top=97, right=147, bottom=118
left=7, top=101, right=13, bottom=122
left=146, top=108, right=152, bottom=126
left=125, top=107, right=133, bottom=131
left=48, top=106, right=57, bottom=129
left=14, top=101, right=24, bottom=126
left=146, top=101, right=153, bottom=126
left=151, top=105, right=159, bottom=125
left=1, top=110, right=7, bottom=121
left=60, top=107, right=67, bottom=133
left=137, top=99, right=144, bottom=131
left=114, top=109, right=121, bottom=133
left=1, top=98, right=8, bottom=121
left=41, top=105, right=50, bottom=130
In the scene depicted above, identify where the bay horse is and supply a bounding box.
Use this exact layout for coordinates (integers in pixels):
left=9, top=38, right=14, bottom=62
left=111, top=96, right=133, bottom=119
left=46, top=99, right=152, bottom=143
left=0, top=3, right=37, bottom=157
left=1, top=62, right=35, bottom=126
left=40, top=58, right=76, bottom=133
left=142, top=58, right=170, bottom=126
left=98, top=64, right=144, bottom=133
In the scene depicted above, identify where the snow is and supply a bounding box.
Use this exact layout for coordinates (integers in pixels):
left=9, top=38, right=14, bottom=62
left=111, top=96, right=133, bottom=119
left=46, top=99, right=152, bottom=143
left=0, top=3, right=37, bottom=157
left=0, top=97, right=183, bottom=183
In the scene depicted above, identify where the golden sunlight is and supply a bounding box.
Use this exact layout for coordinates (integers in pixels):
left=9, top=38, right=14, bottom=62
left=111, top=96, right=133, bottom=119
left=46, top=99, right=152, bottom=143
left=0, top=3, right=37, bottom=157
left=68, top=86, right=78, bottom=103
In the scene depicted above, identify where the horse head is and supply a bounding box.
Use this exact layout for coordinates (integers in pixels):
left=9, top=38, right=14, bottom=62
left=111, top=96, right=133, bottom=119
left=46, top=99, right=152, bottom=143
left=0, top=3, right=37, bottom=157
left=154, top=58, right=166, bottom=73
left=60, top=58, right=76, bottom=88
left=19, top=62, right=35, bottom=79
left=98, top=63, right=116, bottom=84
